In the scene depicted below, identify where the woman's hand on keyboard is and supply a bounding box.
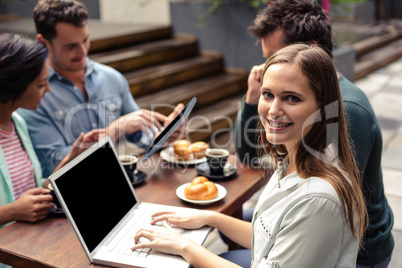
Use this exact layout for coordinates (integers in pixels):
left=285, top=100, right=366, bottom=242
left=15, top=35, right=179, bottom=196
left=131, top=223, right=193, bottom=256
left=150, top=210, right=216, bottom=229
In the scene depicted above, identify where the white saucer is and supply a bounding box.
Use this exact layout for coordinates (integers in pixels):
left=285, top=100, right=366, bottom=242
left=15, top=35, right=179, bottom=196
left=160, top=146, right=207, bottom=165
left=176, top=183, right=226, bottom=205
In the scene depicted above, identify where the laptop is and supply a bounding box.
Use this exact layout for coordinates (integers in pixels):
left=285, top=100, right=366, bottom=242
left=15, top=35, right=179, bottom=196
left=49, top=136, right=210, bottom=268
left=142, top=97, right=197, bottom=163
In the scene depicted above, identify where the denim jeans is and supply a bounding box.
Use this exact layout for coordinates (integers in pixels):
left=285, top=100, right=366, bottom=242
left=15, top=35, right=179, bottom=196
left=356, top=254, right=392, bottom=268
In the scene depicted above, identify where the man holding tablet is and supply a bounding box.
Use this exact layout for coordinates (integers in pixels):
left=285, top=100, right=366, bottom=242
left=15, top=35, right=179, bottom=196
left=18, top=0, right=184, bottom=177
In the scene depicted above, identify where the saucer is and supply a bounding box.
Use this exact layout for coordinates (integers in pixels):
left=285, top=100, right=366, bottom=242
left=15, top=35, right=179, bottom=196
left=196, top=162, right=237, bottom=180
left=130, top=170, right=147, bottom=186
left=176, top=183, right=226, bottom=205
left=49, top=205, right=64, bottom=215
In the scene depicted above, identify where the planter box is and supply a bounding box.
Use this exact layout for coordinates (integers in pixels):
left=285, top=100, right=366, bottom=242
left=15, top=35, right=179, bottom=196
left=333, top=45, right=355, bottom=82
left=170, top=1, right=265, bottom=72
left=330, top=1, right=375, bottom=23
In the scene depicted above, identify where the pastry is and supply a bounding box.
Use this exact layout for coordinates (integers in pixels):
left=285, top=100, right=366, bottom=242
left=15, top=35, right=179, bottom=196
left=172, top=139, right=192, bottom=160
left=184, top=176, right=218, bottom=200
left=190, top=141, right=209, bottom=159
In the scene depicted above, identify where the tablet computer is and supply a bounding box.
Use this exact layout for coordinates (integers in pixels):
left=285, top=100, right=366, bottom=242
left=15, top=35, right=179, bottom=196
left=142, top=97, right=197, bottom=163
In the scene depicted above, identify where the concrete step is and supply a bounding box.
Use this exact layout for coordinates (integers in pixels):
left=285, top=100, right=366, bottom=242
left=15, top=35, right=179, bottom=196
left=0, top=17, right=172, bottom=47
left=125, top=51, right=224, bottom=98
left=136, top=69, right=247, bottom=115
left=187, top=93, right=245, bottom=142
left=0, top=17, right=248, bottom=144
left=354, top=38, right=402, bottom=80
left=89, top=34, right=199, bottom=73
left=353, top=26, right=402, bottom=57
left=89, top=23, right=172, bottom=53
left=332, top=20, right=402, bottom=80
left=0, top=13, right=20, bottom=23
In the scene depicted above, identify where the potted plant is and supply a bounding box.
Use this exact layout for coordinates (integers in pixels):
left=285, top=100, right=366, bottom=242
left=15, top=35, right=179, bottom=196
left=195, top=0, right=270, bottom=26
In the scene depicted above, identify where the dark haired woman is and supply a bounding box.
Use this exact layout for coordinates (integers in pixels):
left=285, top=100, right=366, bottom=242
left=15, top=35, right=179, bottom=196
left=0, top=33, right=101, bottom=228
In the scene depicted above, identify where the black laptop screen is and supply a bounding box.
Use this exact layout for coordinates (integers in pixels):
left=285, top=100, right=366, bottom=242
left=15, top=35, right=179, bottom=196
left=53, top=141, right=137, bottom=252
left=142, top=97, right=197, bottom=162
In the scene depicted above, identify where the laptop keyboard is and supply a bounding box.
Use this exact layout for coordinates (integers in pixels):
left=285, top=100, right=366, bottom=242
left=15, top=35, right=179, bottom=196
left=104, top=206, right=209, bottom=259
left=105, top=209, right=167, bottom=258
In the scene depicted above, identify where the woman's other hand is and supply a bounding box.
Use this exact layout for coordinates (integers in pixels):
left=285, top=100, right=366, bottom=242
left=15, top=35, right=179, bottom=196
left=150, top=210, right=215, bottom=230
left=9, top=187, right=53, bottom=223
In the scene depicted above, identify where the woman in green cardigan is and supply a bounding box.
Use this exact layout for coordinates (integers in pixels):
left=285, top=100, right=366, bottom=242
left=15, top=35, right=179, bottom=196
left=0, top=33, right=101, bottom=228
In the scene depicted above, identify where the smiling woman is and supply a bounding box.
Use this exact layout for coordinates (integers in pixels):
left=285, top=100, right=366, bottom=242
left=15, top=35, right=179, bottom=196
left=128, top=44, right=368, bottom=268
left=258, top=43, right=367, bottom=250
left=258, top=62, right=319, bottom=150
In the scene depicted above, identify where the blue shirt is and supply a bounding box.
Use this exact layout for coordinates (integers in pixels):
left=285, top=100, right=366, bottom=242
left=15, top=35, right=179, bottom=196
left=18, top=58, right=151, bottom=177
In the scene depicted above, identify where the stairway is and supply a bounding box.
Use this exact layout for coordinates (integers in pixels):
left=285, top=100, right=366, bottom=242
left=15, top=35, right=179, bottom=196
left=87, top=21, right=247, bottom=149
left=332, top=20, right=402, bottom=80
left=0, top=17, right=245, bottom=152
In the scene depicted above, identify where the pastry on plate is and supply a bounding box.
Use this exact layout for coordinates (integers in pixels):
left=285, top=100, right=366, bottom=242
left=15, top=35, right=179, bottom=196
left=190, top=141, right=209, bottom=159
left=184, top=176, right=218, bottom=200
left=172, top=139, right=192, bottom=161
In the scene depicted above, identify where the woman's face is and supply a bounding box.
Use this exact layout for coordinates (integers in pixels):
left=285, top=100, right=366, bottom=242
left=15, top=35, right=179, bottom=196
left=258, top=62, right=319, bottom=151
left=14, top=60, right=50, bottom=110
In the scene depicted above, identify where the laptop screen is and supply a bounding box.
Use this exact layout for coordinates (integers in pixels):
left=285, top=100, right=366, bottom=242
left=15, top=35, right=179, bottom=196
left=52, top=140, right=137, bottom=252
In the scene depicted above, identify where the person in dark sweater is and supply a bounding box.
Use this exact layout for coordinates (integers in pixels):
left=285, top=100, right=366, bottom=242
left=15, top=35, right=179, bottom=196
left=234, top=0, right=394, bottom=267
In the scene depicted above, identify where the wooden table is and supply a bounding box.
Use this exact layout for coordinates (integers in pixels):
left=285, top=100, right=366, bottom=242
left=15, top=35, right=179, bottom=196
left=0, top=154, right=269, bottom=268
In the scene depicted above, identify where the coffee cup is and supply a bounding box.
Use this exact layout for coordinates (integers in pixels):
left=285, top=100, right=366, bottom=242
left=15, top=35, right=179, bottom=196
left=205, top=148, right=229, bottom=175
left=119, top=155, right=138, bottom=181
left=47, top=183, right=62, bottom=210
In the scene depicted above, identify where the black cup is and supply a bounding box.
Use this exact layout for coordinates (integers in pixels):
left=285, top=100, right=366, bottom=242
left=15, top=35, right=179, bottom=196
left=47, top=183, right=62, bottom=210
left=205, top=148, right=229, bottom=175
left=119, top=155, right=138, bottom=182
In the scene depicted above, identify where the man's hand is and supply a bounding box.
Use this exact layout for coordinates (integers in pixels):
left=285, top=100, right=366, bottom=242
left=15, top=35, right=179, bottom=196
left=106, top=109, right=168, bottom=143
left=158, top=103, right=186, bottom=143
left=246, top=63, right=266, bottom=105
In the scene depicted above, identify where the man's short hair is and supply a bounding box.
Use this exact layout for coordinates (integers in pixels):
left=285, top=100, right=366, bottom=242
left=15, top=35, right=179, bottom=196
left=249, top=0, right=333, bottom=57
left=33, top=0, right=88, bottom=41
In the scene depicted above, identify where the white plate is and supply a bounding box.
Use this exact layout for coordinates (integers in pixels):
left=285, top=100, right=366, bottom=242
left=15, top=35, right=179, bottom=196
left=176, top=183, right=226, bottom=205
left=160, top=146, right=206, bottom=165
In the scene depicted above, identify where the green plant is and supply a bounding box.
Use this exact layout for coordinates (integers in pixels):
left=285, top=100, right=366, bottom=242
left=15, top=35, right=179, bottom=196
left=198, top=0, right=366, bottom=26
left=318, top=0, right=366, bottom=3
left=198, top=0, right=269, bottom=25
left=141, top=0, right=366, bottom=28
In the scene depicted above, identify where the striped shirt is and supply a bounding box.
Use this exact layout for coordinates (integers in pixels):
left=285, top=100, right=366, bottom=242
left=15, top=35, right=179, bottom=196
left=0, top=123, right=36, bottom=199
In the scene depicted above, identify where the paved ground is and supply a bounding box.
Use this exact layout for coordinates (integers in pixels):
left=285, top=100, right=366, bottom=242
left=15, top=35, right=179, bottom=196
left=356, top=57, right=402, bottom=268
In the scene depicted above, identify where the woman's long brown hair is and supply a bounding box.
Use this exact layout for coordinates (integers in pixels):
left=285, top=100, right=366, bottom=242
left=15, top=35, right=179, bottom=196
left=259, top=44, right=367, bottom=248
